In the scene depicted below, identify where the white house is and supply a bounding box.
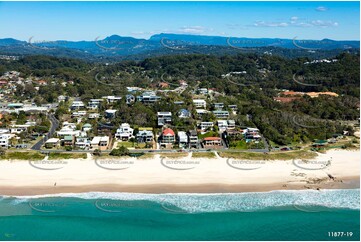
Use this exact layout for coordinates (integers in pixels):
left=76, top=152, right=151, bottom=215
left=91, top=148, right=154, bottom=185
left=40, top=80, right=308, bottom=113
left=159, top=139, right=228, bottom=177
left=102, top=96, right=122, bottom=103
left=137, top=91, right=161, bottom=103
left=90, top=136, right=109, bottom=150
left=193, top=99, right=207, bottom=108
left=88, top=113, right=100, bottom=119
left=213, top=110, right=229, bottom=119
left=195, top=109, right=209, bottom=116
left=157, top=112, right=172, bottom=127
left=44, top=138, right=60, bottom=148
left=227, top=120, right=236, bottom=129
left=178, top=131, right=188, bottom=147
left=70, top=101, right=85, bottom=110
left=217, top=120, right=228, bottom=131
left=200, top=122, right=214, bottom=131
left=0, top=134, right=11, bottom=148
left=75, top=137, right=90, bottom=149
left=57, top=95, right=67, bottom=103
left=115, top=123, right=134, bottom=141
left=88, top=99, right=103, bottom=109
left=10, top=124, right=31, bottom=134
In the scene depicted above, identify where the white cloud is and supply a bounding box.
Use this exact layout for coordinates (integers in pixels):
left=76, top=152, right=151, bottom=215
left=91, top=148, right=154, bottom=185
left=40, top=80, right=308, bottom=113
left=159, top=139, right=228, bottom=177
left=252, top=16, right=338, bottom=28
left=316, top=6, right=328, bottom=12
left=177, top=26, right=207, bottom=34
left=310, top=20, right=338, bottom=27
left=254, top=21, right=288, bottom=27
left=290, top=16, right=298, bottom=24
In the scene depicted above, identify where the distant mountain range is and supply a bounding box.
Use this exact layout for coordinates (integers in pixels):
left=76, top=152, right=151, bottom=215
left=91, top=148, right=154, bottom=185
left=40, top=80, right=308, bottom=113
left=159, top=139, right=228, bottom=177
left=0, top=33, right=359, bottom=61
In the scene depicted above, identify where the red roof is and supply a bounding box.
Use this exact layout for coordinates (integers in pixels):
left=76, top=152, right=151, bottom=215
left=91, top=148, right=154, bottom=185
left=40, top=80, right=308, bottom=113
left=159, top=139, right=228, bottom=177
left=162, top=128, right=175, bottom=136
left=204, top=137, right=221, bottom=141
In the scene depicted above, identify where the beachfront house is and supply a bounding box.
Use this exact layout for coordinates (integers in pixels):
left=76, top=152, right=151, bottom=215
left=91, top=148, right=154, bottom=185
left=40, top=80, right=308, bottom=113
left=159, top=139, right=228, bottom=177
left=44, top=138, right=60, bottom=149
left=245, top=127, right=261, bottom=141
left=75, top=137, right=90, bottom=149
left=136, top=129, right=154, bottom=143
left=188, top=130, right=199, bottom=148
left=177, top=131, right=188, bottom=148
left=203, top=137, right=222, bottom=148
left=157, top=112, right=172, bottom=127
left=63, top=135, right=75, bottom=146
left=0, top=133, right=11, bottom=148
left=91, top=136, right=110, bottom=150
left=115, top=123, right=134, bottom=141
left=159, top=128, right=175, bottom=148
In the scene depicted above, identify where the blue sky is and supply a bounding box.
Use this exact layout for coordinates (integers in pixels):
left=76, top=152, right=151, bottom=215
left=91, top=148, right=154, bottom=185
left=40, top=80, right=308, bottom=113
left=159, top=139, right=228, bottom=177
left=0, top=1, right=359, bottom=41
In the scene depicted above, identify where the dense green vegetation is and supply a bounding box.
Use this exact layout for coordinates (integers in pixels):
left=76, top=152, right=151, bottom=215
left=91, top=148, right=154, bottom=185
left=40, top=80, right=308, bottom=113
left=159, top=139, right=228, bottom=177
left=0, top=52, right=359, bottom=146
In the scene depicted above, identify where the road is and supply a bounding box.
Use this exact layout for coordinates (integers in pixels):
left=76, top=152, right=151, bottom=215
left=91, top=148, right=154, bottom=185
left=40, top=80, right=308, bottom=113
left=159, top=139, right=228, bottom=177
left=31, top=114, right=59, bottom=151
left=39, top=147, right=269, bottom=154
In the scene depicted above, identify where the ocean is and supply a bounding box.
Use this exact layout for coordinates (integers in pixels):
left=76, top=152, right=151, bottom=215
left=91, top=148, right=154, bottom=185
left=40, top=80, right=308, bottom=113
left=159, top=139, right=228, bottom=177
left=0, top=189, right=359, bottom=241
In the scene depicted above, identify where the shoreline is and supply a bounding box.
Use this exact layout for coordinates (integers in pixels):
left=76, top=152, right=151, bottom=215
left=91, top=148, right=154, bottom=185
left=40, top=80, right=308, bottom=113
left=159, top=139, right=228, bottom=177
left=0, top=177, right=359, bottom=197
left=0, top=149, right=359, bottom=196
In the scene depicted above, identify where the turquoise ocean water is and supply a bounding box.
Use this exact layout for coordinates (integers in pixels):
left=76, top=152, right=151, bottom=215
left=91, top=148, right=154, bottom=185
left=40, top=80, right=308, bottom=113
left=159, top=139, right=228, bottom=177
left=0, top=189, right=359, bottom=241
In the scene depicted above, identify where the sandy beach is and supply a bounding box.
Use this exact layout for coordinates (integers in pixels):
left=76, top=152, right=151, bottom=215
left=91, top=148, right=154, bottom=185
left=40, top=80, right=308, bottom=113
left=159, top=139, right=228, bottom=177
left=0, top=149, right=359, bottom=196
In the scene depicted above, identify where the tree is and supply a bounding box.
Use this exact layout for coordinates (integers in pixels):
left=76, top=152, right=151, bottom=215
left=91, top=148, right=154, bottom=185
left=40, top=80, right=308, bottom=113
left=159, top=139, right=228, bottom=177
left=110, top=146, right=130, bottom=156
left=0, top=148, right=6, bottom=156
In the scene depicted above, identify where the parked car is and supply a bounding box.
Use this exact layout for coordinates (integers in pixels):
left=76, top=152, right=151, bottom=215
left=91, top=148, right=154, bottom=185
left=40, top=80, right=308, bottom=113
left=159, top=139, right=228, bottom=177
left=15, top=144, right=28, bottom=149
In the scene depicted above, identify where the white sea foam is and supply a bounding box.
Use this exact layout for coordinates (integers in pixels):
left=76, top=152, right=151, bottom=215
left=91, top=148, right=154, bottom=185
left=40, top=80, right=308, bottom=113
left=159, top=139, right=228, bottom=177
left=1, top=189, right=359, bottom=213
